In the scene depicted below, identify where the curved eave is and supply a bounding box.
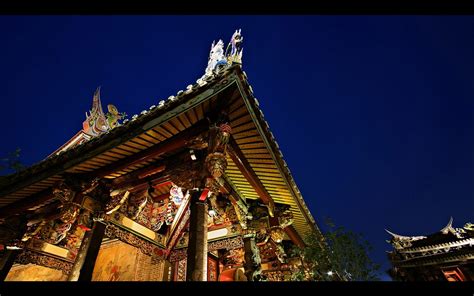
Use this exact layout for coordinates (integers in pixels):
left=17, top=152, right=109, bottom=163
left=0, top=69, right=234, bottom=208
left=231, top=69, right=321, bottom=239
left=0, top=66, right=322, bottom=242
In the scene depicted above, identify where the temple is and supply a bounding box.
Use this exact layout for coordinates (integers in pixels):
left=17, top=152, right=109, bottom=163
left=0, top=30, right=323, bottom=281
left=387, top=217, right=474, bottom=281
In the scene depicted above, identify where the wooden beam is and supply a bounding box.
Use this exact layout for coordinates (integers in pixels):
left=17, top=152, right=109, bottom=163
left=92, top=119, right=209, bottom=178
left=111, top=148, right=198, bottom=193
left=227, top=137, right=273, bottom=205
left=138, top=165, right=166, bottom=179
left=284, top=225, right=305, bottom=248
left=0, top=188, right=53, bottom=219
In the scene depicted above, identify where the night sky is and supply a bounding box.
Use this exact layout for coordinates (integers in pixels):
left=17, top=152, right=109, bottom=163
left=1, top=16, right=474, bottom=280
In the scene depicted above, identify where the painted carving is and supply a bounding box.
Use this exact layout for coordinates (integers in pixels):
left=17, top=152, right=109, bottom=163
left=33, top=204, right=81, bottom=245
left=125, top=191, right=150, bottom=220
left=273, top=237, right=288, bottom=262
left=208, top=257, right=218, bottom=281
left=464, top=222, right=474, bottom=231
left=207, top=122, right=231, bottom=175
left=21, top=221, right=46, bottom=242
left=135, top=200, right=168, bottom=233
left=63, top=210, right=92, bottom=259
left=165, top=200, right=177, bottom=225
left=104, top=224, right=166, bottom=258
left=169, top=236, right=244, bottom=262
left=225, top=29, right=243, bottom=65
left=228, top=195, right=249, bottom=229
left=208, top=196, right=240, bottom=228
left=52, top=182, right=76, bottom=204
left=83, top=87, right=125, bottom=137
left=170, top=185, right=184, bottom=206
left=15, top=250, right=73, bottom=274
left=105, top=190, right=130, bottom=215
left=169, top=160, right=203, bottom=190
left=106, top=104, right=126, bottom=129
left=269, top=226, right=285, bottom=244
left=169, top=248, right=188, bottom=262
left=209, top=236, right=244, bottom=252
left=204, top=40, right=227, bottom=77
left=223, top=248, right=245, bottom=266
left=167, top=208, right=190, bottom=251
left=187, top=135, right=208, bottom=150
left=176, top=259, right=187, bottom=281
left=203, top=30, right=244, bottom=77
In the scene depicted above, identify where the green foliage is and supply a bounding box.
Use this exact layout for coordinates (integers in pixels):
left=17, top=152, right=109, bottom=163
left=0, top=148, right=25, bottom=174
left=290, top=218, right=380, bottom=281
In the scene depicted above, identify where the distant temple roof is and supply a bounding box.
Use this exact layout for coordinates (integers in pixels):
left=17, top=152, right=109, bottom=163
left=386, top=218, right=474, bottom=267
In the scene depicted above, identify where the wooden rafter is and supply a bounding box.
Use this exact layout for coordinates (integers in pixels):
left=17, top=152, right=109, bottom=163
left=227, top=137, right=273, bottom=205
left=92, top=119, right=209, bottom=178
left=284, top=225, right=306, bottom=248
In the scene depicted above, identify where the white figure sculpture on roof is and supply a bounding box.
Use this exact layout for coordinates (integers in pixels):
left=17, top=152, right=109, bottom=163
left=203, top=30, right=244, bottom=78
left=204, top=39, right=227, bottom=77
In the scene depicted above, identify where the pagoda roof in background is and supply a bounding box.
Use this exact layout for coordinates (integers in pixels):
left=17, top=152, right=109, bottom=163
left=386, top=218, right=474, bottom=267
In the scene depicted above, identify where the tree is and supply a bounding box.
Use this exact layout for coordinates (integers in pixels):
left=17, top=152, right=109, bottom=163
left=0, top=148, right=25, bottom=174
left=290, top=218, right=380, bottom=281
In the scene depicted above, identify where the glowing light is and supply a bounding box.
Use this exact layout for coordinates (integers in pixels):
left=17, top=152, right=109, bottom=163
left=190, top=149, right=197, bottom=160
left=327, top=271, right=334, bottom=276
left=6, top=246, right=22, bottom=250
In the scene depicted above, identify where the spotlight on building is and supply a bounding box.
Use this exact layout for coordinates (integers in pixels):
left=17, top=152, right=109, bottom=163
left=190, top=149, right=197, bottom=160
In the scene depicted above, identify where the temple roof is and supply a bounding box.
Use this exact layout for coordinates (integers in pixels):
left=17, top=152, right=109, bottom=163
left=386, top=218, right=474, bottom=252
left=0, top=31, right=321, bottom=240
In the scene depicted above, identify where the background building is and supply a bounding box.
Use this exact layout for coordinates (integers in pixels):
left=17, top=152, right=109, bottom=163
left=387, top=218, right=474, bottom=281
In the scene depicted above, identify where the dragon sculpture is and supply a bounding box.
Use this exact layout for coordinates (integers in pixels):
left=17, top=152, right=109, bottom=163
left=203, top=29, right=244, bottom=78
left=83, top=87, right=125, bottom=137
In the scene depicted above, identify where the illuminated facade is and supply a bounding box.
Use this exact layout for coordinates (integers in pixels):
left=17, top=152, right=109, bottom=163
left=0, top=30, right=322, bottom=281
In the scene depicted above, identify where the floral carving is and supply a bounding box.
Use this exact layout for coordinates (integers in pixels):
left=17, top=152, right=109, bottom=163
left=104, top=224, right=166, bottom=259
left=15, top=250, right=73, bottom=274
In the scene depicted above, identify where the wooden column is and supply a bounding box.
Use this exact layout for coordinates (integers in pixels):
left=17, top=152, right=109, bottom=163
left=0, top=250, right=19, bottom=281
left=67, top=220, right=106, bottom=281
left=186, top=190, right=208, bottom=281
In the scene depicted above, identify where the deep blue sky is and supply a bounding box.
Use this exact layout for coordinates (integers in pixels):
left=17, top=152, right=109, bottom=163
left=1, top=16, right=474, bottom=280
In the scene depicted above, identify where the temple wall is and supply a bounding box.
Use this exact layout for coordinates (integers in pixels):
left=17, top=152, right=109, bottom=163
left=92, top=240, right=166, bottom=281
left=5, top=263, right=67, bottom=281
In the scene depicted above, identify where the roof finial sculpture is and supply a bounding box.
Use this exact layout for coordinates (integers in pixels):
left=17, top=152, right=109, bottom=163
left=204, top=39, right=227, bottom=77
left=439, top=217, right=467, bottom=238
left=385, top=229, right=427, bottom=249
left=82, top=87, right=126, bottom=137
left=440, top=217, right=454, bottom=234
left=202, top=29, right=244, bottom=78
left=226, top=29, right=243, bottom=65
